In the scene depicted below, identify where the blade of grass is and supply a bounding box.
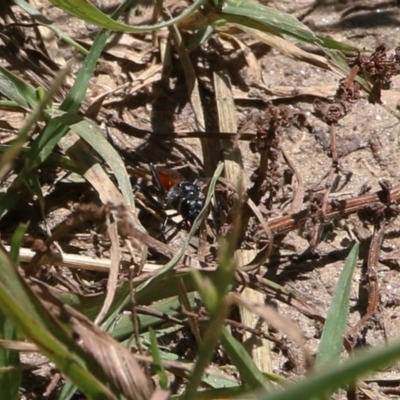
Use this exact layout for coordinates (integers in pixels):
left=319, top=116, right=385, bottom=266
left=256, top=334, right=400, bottom=400
left=0, top=144, right=78, bottom=172
left=52, top=111, right=134, bottom=208
left=24, top=0, right=132, bottom=172
left=48, top=0, right=207, bottom=32
left=57, top=380, right=77, bottom=400
left=0, top=100, right=27, bottom=111
left=59, top=272, right=194, bottom=323
left=20, top=174, right=46, bottom=224
left=0, top=63, right=71, bottom=182
left=182, top=288, right=230, bottom=400
left=149, top=328, right=169, bottom=390
left=172, top=385, right=255, bottom=399
left=0, top=314, right=20, bottom=400
left=219, top=0, right=356, bottom=51
left=0, top=227, right=26, bottom=400
left=55, top=260, right=294, bottom=329
left=0, top=248, right=119, bottom=399
left=40, top=263, right=299, bottom=327
left=0, top=66, right=38, bottom=110
left=183, top=164, right=244, bottom=399
left=10, top=224, right=28, bottom=265
left=111, top=295, right=195, bottom=340
left=221, top=328, right=271, bottom=393
left=315, top=244, right=359, bottom=398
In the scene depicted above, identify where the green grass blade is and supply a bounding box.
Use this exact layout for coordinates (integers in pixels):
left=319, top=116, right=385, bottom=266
left=57, top=380, right=77, bottom=400
left=53, top=111, right=134, bottom=208
left=61, top=272, right=195, bottom=324
left=317, top=35, right=356, bottom=51
left=172, top=385, right=255, bottom=399
left=220, top=0, right=356, bottom=51
left=0, top=66, right=37, bottom=110
left=257, top=335, right=400, bottom=400
left=0, top=145, right=78, bottom=173
left=0, top=64, right=70, bottom=182
left=221, top=328, right=270, bottom=393
left=0, top=249, right=119, bottom=399
left=111, top=295, right=194, bottom=340
left=0, top=100, right=27, bottom=111
left=149, top=328, right=169, bottom=389
left=0, top=315, right=20, bottom=400
left=52, top=268, right=290, bottom=331
left=24, top=0, right=129, bottom=171
left=183, top=297, right=229, bottom=399
left=60, top=42, right=107, bottom=114
left=20, top=173, right=46, bottom=221
left=10, top=224, right=28, bottom=265
left=316, top=244, right=359, bottom=368
left=187, top=26, right=216, bottom=51
left=48, top=0, right=206, bottom=32
left=0, top=225, right=28, bottom=399
left=324, top=48, right=373, bottom=92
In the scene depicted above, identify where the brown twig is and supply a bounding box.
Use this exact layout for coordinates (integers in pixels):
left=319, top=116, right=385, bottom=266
left=281, top=147, right=304, bottom=214
left=350, top=222, right=387, bottom=336
left=266, top=182, right=400, bottom=236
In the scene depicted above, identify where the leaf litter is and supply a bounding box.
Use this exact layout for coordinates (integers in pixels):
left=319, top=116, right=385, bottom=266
left=1, top=0, right=400, bottom=398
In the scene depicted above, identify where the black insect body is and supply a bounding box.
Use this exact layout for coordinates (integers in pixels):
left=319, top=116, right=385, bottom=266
left=150, top=163, right=204, bottom=226
left=166, top=182, right=204, bottom=224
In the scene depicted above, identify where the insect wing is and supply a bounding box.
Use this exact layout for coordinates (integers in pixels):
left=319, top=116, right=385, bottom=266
left=150, top=164, right=184, bottom=192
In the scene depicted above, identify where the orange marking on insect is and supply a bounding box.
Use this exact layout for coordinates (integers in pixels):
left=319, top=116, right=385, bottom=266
left=154, top=168, right=185, bottom=191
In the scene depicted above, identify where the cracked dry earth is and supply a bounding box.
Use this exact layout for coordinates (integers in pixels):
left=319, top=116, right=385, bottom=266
left=6, top=0, right=400, bottom=398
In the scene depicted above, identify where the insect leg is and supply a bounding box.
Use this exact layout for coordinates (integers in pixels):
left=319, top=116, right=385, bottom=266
left=149, top=163, right=165, bottom=194
left=160, top=212, right=182, bottom=242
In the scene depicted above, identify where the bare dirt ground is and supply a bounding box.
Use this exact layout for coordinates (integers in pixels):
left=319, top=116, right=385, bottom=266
left=3, top=0, right=400, bottom=398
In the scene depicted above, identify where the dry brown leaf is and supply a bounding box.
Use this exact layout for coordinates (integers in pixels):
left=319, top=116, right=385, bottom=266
left=220, top=33, right=263, bottom=84
left=240, top=26, right=343, bottom=76
left=0, top=110, right=26, bottom=136
left=33, top=282, right=153, bottom=399
left=235, top=251, right=272, bottom=373
left=102, top=44, right=152, bottom=65
left=6, top=245, right=163, bottom=273
left=230, top=292, right=313, bottom=370
left=60, top=131, right=126, bottom=205
left=127, top=64, right=163, bottom=96
left=233, top=85, right=337, bottom=100
left=28, top=0, right=66, bottom=66
left=214, top=70, right=272, bottom=372
left=70, top=316, right=152, bottom=400
left=94, top=219, right=120, bottom=325
left=26, top=268, right=150, bottom=398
